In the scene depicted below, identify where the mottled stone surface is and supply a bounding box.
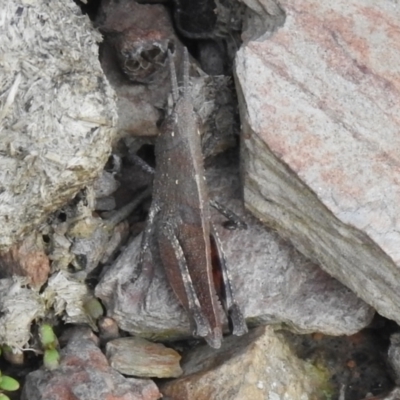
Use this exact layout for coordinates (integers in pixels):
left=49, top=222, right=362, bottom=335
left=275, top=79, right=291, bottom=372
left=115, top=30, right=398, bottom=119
left=236, top=0, right=400, bottom=324
left=0, top=232, right=50, bottom=288
left=21, top=331, right=161, bottom=400
left=106, top=337, right=182, bottom=378
left=0, top=0, right=117, bottom=251
left=96, top=152, right=373, bottom=343
left=160, top=326, right=331, bottom=400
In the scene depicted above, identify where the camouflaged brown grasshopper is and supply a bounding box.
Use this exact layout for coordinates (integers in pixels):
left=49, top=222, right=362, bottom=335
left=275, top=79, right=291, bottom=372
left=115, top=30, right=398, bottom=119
left=138, top=48, right=247, bottom=348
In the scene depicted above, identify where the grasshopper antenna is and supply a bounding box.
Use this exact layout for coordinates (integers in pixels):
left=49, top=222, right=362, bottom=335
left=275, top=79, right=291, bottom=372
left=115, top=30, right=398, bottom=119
left=183, top=47, right=189, bottom=97
left=168, top=50, right=179, bottom=103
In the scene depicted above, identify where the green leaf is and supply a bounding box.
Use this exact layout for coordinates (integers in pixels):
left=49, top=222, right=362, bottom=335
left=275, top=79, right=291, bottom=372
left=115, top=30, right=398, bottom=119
left=83, top=297, right=103, bottom=320
left=43, top=348, right=60, bottom=370
left=39, top=324, right=57, bottom=348
left=0, top=393, right=11, bottom=400
left=0, top=375, right=20, bottom=391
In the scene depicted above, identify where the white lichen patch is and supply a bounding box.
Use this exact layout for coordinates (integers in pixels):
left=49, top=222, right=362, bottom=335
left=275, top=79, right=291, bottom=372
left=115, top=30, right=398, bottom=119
left=0, top=0, right=118, bottom=251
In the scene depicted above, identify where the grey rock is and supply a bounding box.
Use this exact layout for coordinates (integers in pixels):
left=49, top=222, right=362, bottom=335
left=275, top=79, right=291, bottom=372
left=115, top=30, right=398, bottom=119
left=93, top=171, right=120, bottom=199
left=0, top=0, right=117, bottom=251
left=95, top=153, right=373, bottom=342
left=106, top=337, right=182, bottom=378
left=388, top=333, right=400, bottom=385
left=236, top=0, right=400, bottom=325
left=95, top=196, right=117, bottom=211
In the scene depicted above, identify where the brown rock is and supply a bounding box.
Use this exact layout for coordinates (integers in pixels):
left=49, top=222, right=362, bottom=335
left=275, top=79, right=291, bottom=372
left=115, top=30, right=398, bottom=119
left=99, top=316, right=120, bottom=343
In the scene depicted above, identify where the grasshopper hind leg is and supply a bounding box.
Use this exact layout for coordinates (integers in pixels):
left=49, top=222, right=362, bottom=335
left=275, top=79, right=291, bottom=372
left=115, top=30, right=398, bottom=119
left=211, top=224, right=248, bottom=336
left=159, top=223, right=223, bottom=347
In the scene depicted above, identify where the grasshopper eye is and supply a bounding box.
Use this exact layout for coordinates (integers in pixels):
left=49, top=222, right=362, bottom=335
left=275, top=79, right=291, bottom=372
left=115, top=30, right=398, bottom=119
left=124, top=59, right=141, bottom=71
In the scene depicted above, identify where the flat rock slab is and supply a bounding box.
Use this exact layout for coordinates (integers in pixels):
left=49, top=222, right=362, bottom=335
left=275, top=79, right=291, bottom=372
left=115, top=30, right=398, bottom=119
left=0, top=0, right=117, bottom=250
left=106, top=337, right=182, bottom=378
left=160, top=326, right=330, bottom=400
left=96, top=152, right=373, bottom=343
left=236, top=0, right=400, bottom=324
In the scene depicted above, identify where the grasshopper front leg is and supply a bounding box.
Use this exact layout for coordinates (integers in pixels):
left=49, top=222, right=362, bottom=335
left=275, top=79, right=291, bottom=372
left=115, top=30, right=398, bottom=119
left=121, top=203, right=160, bottom=308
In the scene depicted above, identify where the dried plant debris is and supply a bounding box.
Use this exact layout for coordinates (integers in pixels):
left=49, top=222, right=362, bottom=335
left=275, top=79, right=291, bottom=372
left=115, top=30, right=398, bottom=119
left=0, top=277, right=45, bottom=350
left=0, top=0, right=117, bottom=251
left=0, top=272, right=103, bottom=351
left=0, top=272, right=98, bottom=350
left=43, top=271, right=99, bottom=330
left=44, top=185, right=138, bottom=274
left=0, top=172, right=139, bottom=350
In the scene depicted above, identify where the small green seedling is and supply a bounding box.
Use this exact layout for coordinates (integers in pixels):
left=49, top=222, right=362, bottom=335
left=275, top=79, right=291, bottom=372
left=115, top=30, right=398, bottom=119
left=0, top=375, right=19, bottom=392
left=0, top=369, right=20, bottom=400
left=39, top=323, right=57, bottom=350
left=39, top=323, right=60, bottom=370
left=43, top=348, right=60, bottom=371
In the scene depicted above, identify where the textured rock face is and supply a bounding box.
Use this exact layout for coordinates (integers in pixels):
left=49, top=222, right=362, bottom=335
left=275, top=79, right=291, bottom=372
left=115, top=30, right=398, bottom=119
left=0, top=0, right=117, bottom=250
left=236, top=0, right=400, bottom=324
left=160, top=326, right=331, bottom=400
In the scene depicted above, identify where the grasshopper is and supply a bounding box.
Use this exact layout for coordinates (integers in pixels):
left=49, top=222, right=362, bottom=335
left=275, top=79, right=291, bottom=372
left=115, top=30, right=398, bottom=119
left=138, top=48, right=247, bottom=348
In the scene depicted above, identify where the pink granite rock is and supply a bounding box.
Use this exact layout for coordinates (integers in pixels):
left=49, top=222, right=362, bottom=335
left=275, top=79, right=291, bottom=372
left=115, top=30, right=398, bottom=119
left=235, top=0, right=400, bottom=323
